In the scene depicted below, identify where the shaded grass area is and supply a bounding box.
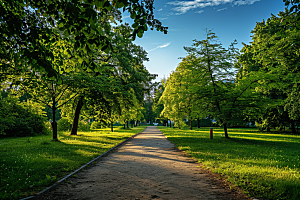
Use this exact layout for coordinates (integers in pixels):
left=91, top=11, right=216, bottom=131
left=159, top=126, right=300, bottom=200
left=0, top=126, right=145, bottom=200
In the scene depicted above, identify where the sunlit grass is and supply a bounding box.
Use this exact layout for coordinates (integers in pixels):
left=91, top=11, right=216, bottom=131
left=0, top=126, right=145, bottom=200
left=159, top=126, right=300, bottom=200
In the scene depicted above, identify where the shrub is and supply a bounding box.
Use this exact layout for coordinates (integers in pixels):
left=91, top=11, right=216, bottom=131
left=78, top=121, right=90, bottom=132
left=0, top=98, right=48, bottom=137
left=57, top=118, right=72, bottom=131
left=91, top=121, right=102, bottom=129
left=45, top=121, right=52, bottom=132
left=174, top=120, right=188, bottom=129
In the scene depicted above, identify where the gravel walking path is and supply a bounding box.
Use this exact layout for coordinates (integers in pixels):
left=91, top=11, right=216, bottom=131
left=41, top=126, right=249, bottom=200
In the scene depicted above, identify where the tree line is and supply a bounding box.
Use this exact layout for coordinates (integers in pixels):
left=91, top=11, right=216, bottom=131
left=154, top=0, right=300, bottom=137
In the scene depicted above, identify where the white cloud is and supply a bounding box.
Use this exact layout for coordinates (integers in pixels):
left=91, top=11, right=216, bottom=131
left=195, top=10, right=204, bottom=14
left=167, top=0, right=260, bottom=15
left=234, top=0, right=260, bottom=6
left=217, top=7, right=227, bottom=11
left=158, top=8, right=163, bottom=11
left=148, top=42, right=171, bottom=52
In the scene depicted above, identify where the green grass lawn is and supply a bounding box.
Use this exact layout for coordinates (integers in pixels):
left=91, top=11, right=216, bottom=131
left=159, top=126, right=300, bottom=200
left=0, top=126, right=146, bottom=200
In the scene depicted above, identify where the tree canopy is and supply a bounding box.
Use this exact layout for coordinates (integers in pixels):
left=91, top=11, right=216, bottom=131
left=0, top=0, right=167, bottom=81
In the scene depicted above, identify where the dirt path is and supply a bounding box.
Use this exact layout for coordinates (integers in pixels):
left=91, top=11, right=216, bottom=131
left=41, top=126, right=249, bottom=200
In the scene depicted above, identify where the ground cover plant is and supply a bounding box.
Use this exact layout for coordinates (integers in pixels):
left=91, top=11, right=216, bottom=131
left=159, top=126, right=300, bottom=200
left=0, top=126, right=145, bottom=200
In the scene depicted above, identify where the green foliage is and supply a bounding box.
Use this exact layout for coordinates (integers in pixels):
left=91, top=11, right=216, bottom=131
left=45, top=106, right=61, bottom=122
left=44, top=121, right=52, bottom=132
left=0, top=0, right=167, bottom=82
left=57, top=118, right=72, bottom=132
left=19, top=99, right=47, bottom=118
left=0, top=126, right=146, bottom=199
left=174, top=120, right=188, bottom=129
left=0, top=96, right=49, bottom=137
left=188, top=118, right=214, bottom=127
left=236, top=7, right=300, bottom=133
left=90, top=121, right=103, bottom=129
left=77, top=121, right=91, bottom=132
left=160, top=30, right=246, bottom=136
left=160, top=126, right=300, bottom=200
left=152, top=79, right=168, bottom=124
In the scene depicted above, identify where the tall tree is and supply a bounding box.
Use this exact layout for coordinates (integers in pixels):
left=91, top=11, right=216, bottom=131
left=237, top=7, right=300, bottom=133
left=182, top=30, right=240, bottom=137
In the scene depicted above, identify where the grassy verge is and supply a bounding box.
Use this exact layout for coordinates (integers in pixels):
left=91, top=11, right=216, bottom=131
left=159, top=126, right=300, bottom=200
left=0, top=126, right=146, bottom=200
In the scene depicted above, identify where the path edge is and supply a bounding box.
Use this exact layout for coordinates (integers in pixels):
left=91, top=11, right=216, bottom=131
left=19, top=131, right=144, bottom=200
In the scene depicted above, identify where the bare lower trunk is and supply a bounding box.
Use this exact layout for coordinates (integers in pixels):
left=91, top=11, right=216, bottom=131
left=291, top=120, right=296, bottom=134
left=51, top=122, right=57, bottom=140
left=124, top=124, right=126, bottom=129
left=224, top=122, right=229, bottom=138
left=52, top=97, right=57, bottom=140
left=127, top=121, right=129, bottom=128
left=111, top=121, right=113, bottom=132
left=197, top=118, right=200, bottom=128
left=190, top=120, right=192, bottom=130
left=70, top=96, right=84, bottom=135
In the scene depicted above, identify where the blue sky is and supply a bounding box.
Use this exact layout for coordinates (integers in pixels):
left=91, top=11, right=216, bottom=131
left=123, top=0, right=286, bottom=81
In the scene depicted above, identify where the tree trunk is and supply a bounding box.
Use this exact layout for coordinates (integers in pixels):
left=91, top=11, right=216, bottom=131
left=131, top=121, right=133, bottom=128
left=291, top=120, right=296, bottom=134
left=124, top=124, right=126, bottom=129
left=51, top=97, right=58, bottom=140
left=111, top=121, right=113, bottom=132
left=70, top=96, right=84, bottom=135
left=224, top=122, right=229, bottom=138
left=190, top=120, right=193, bottom=130
left=127, top=121, right=129, bottom=128
left=197, top=118, right=200, bottom=128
